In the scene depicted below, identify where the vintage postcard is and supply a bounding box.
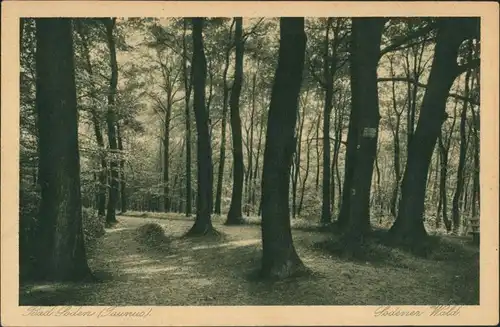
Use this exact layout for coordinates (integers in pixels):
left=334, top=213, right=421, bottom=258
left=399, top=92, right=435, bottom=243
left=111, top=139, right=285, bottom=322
left=1, top=1, right=499, bottom=326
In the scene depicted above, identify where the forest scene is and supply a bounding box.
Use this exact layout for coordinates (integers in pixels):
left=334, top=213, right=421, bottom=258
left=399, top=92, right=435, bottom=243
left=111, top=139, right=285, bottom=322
left=19, top=16, right=480, bottom=305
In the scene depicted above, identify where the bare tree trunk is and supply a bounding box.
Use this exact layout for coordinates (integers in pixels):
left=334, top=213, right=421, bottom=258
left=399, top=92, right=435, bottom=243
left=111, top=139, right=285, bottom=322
left=183, top=19, right=193, bottom=217
left=117, top=124, right=126, bottom=213
left=341, top=18, right=386, bottom=248
left=389, top=18, right=479, bottom=249
left=260, top=18, right=307, bottom=279
left=74, top=22, right=107, bottom=217
left=214, top=20, right=235, bottom=215
left=226, top=17, right=245, bottom=225
left=186, top=18, right=216, bottom=235
left=33, top=18, right=92, bottom=281
left=103, top=18, right=119, bottom=226
left=452, top=41, right=474, bottom=233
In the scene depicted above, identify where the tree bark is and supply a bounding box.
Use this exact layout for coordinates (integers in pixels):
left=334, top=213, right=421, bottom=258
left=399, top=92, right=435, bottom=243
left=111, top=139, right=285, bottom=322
left=321, top=19, right=334, bottom=225
left=341, top=18, right=386, bottom=246
left=103, top=18, right=119, bottom=225
left=260, top=18, right=307, bottom=279
left=186, top=18, right=216, bottom=235
left=452, top=41, right=474, bottom=233
left=117, top=124, right=126, bottom=213
left=214, top=20, right=234, bottom=215
left=183, top=19, right=193, bottom=217
left=388, top=18, right=479, bottom=248
left=33, top=18, right=92, bottom=281
left=74, top=21, right=107, bottom=217
left=226, top=17, right=245, bottom=225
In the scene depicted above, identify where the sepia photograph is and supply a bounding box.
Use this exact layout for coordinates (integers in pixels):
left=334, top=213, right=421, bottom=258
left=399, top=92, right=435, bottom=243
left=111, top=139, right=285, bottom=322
left=1, top=1, right=499, bottom=326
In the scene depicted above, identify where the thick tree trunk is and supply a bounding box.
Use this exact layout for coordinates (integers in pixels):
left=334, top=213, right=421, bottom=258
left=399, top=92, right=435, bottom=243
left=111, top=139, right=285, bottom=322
left=341, top=18, right=386, bottom=247
left=103, top=18, right=119, bottom=226
left=33, top=18, right=92, bottom=281
left=388, top=18, right=479, bottom=248
left=183, top=19, right=193, bottom=217
left=214, top=21, right=234, bottom=216
left=260, top=18, right=307, bottom=279
left=337, top=96, right=359, bottom=229
left=186, top=18, right=216, bottom=235
left=226, top=17, right=245, bottom=225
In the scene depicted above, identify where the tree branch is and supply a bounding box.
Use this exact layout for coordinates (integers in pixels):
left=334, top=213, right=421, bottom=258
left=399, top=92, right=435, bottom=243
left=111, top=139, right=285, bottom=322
left=377, top=77, right=479, bottom=106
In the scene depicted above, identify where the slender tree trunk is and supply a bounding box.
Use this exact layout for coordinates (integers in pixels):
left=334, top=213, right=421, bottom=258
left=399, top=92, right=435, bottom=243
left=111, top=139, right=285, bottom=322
left=252, top=109, right=265, bottom=207
left=226, top=17, right=245, bottom=225
left=389, top=59, right=403, bottom=218
left=292, top=96, right=306, bottom=218
left=183, top=19, right=193, bottom=217
left=341, top=18, right=386, bottom=247
left=321, top=19, right=334, bottom=225
left=186, top=18, right=216, bottom=235
left=75, top=22, right=107, bottom=217
left=33, top=18, right=92, bottom=281
left=260, top=18, right=307, bottom=279
left=117, top=124, right=126, bottom=213
left=315, top=110, right=322, bottom=191
left=298, top=121, right=316, bottom=216
left=389, top=18, right=478, bottom=248
left=471, top=103, right=480, bottom=218
left=103, top=18, right=119, bottom=226
left=452, top=44, right=474, bottom=233
left=214, top=21, right=234, bottom=215
left=438, top=132, right=452, bottom=231
left=162, top=92, right=173, bottom=212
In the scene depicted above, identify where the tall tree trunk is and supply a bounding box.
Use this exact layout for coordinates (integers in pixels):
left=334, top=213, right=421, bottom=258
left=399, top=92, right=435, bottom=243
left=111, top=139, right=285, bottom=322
left=298, top=120, right=316, bottom=216
left=470, top=102, right=480, bottom=218
left=321, top=19, right=334, bottom=225
left=252, top=108, right=265, bottom=207
left=163, top=91, right=172, bottom=212
left=117, top=124, right=126, bottom=213
left=214, top=20, right=234, bottom=215
left=33, top=18, right=91, bottom=281
left=103, top=18, right=119, bottom=225
left=75, top=21, right=107, bottom=217
left=438, top=132, right=452, bottom=231
left=452, top=43, right=474, bottom=233
left=331, top=100, right=343, bottom=215
left=389, top=59, right=403, bottom=218
left=292, top=95, right=306, bottom=218
left=246, top=71, right=258, bottom=215
left=226, top=17, right=245, bottom=225
left=260, top=18, right=307, bottom=279
left=183, top=19, right=193, bottom=217
left=389, top=18, right=479, bottom=248
left=341, top=18, right=386, bottom=247
left=315, top=110, right=322, bottom=191
left=186, top=18, right=215, bottom=235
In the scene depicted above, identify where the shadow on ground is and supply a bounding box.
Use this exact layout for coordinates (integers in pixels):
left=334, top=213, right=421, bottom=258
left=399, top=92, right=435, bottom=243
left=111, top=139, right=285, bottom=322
left=20, top=214, right=479, bottom=306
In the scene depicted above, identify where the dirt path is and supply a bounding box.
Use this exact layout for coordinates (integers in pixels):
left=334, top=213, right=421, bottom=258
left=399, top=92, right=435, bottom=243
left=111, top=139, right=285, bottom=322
left=20, top=215, right=479, bottom=306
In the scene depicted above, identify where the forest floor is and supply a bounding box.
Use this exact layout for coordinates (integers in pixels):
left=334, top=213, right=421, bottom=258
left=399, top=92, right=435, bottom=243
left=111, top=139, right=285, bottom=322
left=20, top=213, right=479, bottom=305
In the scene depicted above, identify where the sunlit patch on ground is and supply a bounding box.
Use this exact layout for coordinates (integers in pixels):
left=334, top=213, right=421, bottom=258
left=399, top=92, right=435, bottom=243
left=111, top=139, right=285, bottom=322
left=20, top=215, right=479, bottom=306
